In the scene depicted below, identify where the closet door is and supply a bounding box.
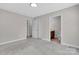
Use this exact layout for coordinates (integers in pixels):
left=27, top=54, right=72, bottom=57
left=32, top=19, right=39, bottom=38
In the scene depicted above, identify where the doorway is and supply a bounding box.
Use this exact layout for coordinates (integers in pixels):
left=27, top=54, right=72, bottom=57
left=49, top=16, right=61, bottom=43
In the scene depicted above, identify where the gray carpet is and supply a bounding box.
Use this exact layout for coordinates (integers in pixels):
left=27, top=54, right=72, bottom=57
left=0, top=38, right=78, bottom=55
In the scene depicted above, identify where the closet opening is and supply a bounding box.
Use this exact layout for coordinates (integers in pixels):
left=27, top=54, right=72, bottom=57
left=50, top=16, right=61, bottom=44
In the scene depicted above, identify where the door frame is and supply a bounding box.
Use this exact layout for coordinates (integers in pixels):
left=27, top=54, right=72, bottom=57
left=49, top=15, right=62, bottom=43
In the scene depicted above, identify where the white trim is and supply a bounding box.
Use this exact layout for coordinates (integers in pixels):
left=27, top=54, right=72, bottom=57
left=61, top=42, right=79, bottom=49
left=0, top=37, right=26, bottom=46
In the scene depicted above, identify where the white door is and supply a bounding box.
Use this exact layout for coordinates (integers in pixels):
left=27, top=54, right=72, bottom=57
left=32, top=19, right=39, bottom=38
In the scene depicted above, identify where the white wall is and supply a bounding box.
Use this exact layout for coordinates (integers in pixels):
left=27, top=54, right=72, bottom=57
left=49, top=16, right=61, bottom=32
left=34, top=4, right=79, bottom=48
left=0, top=9, right=31, bottom=43
left=61, top=5, right=79, bottom=47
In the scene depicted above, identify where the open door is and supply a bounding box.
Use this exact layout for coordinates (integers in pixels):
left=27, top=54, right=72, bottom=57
left=49, top=16, right=61, bottom=43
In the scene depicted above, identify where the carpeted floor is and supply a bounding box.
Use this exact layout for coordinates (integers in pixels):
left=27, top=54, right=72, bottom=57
left=0, top=38, right=78, bottom=55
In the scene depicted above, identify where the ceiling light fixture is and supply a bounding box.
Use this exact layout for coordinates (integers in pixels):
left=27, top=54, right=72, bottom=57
left=30, top=3, right=37, bottom=7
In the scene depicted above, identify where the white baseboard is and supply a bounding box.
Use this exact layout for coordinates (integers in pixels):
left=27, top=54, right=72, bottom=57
left=61, top=42, right=79, bottom=49
left=0, top=37, right=26, bottom=46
